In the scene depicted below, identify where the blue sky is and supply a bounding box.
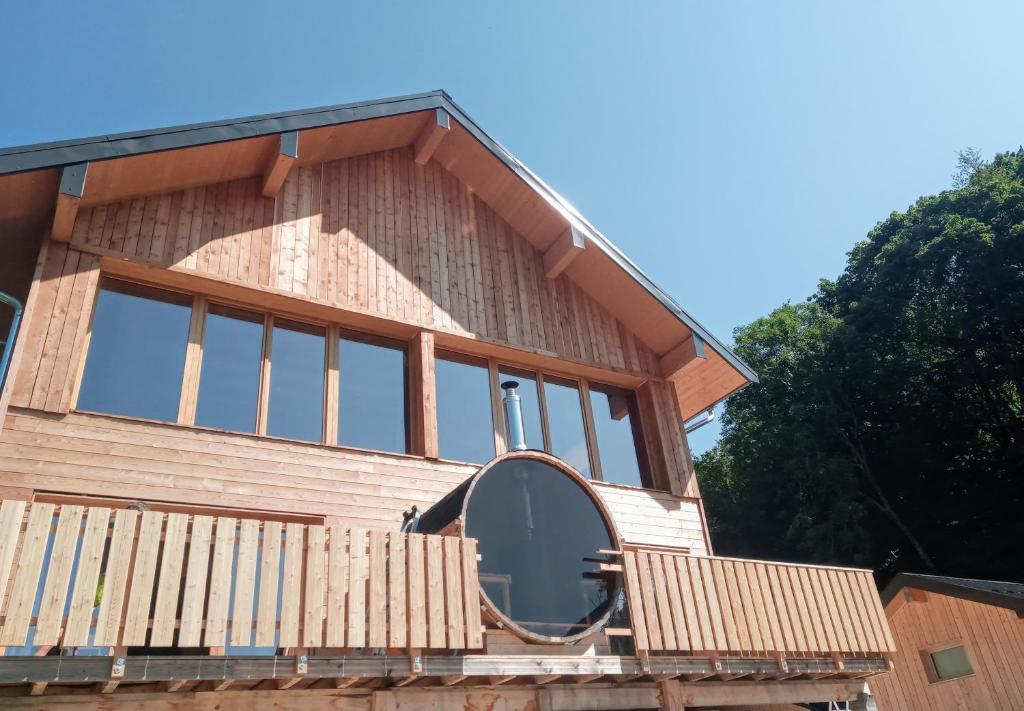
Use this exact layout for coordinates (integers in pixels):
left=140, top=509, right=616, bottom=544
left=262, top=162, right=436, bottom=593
left=3, top=1, right=1021, bottom=453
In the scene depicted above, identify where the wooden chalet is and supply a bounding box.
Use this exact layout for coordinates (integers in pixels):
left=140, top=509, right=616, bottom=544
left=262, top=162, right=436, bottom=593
left=870, top=573, right=1024, bottom=710
left=0, top=91, right=894, bottom=710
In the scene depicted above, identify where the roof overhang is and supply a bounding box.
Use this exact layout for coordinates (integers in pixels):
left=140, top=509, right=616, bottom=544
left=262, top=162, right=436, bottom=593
left=881, top=572, right=1024, bottom=618
left=0, top=90, right=756, bottom=416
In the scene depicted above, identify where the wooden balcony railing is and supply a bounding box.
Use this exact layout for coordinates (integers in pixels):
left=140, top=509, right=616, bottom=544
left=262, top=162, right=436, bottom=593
left=0, top=499, right=483, bottom=651
left=622, top=548, right=895, bottom=658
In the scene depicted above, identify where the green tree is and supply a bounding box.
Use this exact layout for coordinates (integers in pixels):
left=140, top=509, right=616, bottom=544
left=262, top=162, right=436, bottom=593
left=699, top=150, right=1024, bottom=582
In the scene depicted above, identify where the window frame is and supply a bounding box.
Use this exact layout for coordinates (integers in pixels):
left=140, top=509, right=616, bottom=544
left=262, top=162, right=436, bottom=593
left=921, top=641, right=976, bottom=684
left=74, top=278, right=412, bottom=458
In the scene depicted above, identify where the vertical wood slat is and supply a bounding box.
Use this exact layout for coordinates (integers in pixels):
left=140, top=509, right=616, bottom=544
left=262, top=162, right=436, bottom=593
left=229, top=519, right=260, bottom=646
left=33, top=504, right=83, bottom=645
left=178, top=514, right=213, bottom=647
left=325, top=524, right=349, bottom=647
left=278, top=522, right=304, bottom=648
left=255, top=520, right=282, bottom=647
left=93, top=508, right=139, bottom=646
left=621, top=550, right=650, bottom=652
left=151, top=512, right=189, bottom=646
left=0, top=499, right=485, bottom=653
left=204, top=516, right=236, bottom=647
left=63, top=506, right=110, bottom=646
left=122, top=510, right=163, bottom=646
left=345, top=528, right=366, bottom=648
left=0, top=502, right=54, bottom=646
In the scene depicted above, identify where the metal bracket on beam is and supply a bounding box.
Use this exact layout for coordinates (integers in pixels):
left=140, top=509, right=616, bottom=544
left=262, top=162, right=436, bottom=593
left=51, top=162, right=88, bottom=242
left=261, top=131, right=299, bottom=198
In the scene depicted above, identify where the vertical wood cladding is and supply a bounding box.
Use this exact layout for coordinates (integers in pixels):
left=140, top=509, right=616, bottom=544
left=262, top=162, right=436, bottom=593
left=870, top=592, right=1024, bottom=711
left=67, top=148, right=659, bottom=375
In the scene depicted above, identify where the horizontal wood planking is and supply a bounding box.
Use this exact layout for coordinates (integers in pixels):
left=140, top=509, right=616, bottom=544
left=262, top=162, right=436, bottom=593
left=870, top=591, right=1024, bottom=711
left=64, top=147, right=659, bottom=376
left=0, top=498, right=482, bottom=650
left=622, top=548, right=895, bottom=656
left=1, top=409, right=705, bottom=547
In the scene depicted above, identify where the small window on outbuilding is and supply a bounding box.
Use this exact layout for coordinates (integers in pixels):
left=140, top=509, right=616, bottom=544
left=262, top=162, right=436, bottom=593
left=924, top=643, right=973, bottom=682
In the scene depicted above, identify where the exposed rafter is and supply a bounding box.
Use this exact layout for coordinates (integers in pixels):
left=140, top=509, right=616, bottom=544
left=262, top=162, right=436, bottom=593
left=261, top=131, right=298, bottom=198
left=50, top=162, right=88, bottom=242
left=543, top=225, right=586, bottom=279
left=414, top=108, right=450, bottom=165
left=660, top=332, right=707, bottom=380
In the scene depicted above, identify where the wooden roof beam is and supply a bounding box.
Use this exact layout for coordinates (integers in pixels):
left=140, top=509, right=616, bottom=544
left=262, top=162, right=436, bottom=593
left=660, top=332, right=707, bottom=380
left=50, top=162, right=88, bottom=242
left=414, top=108, right=450, bottom=165
left=543, top=225, right=586, bottom=279
left=261, top=131, right=298, bottom=198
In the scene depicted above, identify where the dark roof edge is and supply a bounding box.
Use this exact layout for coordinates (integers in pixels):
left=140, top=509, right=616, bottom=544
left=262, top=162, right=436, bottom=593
left=881, top=573, right=1024, bottom=616
left=0, top=90, right=757, bottom=384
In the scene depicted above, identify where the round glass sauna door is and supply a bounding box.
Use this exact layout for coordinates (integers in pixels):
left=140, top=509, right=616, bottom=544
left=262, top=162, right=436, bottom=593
left=463, top=456, right=618, bottom=642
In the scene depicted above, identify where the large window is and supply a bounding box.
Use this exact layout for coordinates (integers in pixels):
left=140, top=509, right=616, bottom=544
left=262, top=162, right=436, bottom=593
left=436, top=352, right=495, bottom=464
left=338, top=331, right=408, bottom=453
left=445, top=353, right=654, bottom=489
left=267, top=320, right=326, bottom=443
left=195, top=305, right=264, bottom=433
left=78, top=280, right=192, bottom=422
left=77, top=281, right=409, bottom=456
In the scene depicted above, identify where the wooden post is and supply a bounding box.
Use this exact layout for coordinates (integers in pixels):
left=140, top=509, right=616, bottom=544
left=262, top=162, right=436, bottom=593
left=409, top=332, right=438, bottom=459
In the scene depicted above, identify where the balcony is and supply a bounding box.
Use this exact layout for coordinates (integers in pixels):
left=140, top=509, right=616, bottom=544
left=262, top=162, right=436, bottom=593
left=0, top=498, right=892, bottom=697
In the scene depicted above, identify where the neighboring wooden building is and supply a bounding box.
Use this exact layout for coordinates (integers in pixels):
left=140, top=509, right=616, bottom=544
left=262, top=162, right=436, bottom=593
left=0, top=91, right=894, bottom=709
left=871, top=573, right=1024, bottom=711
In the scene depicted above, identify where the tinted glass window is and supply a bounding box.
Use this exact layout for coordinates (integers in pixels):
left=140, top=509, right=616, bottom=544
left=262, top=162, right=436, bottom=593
left=589, top=383, right=650, bottom=487
left=267, top=319, right=324, bottom=442
left=78, top=280, right=191, bottom=422
left=543, top=377, right=591, bottom=477
left=339, top=332, right=408, bottom=453
left=932, top=645, right=972, bottom=680
left=498, top=368, right=544, bottom=450
left=465, top=457, right=617, bottom=639
left=195, top=305, right=264, bottom=433
left=436, top=352, right=494, bottom=463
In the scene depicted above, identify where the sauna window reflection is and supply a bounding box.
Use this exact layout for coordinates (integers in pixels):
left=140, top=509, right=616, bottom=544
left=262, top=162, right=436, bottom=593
left=78, top=279, right=192, bottom=422
left=436, top=351, right=496, bottom=463
left=497, top=367, right=544, bottom=450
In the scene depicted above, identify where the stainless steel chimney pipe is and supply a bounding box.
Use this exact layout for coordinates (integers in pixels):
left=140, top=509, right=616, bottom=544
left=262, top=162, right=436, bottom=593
left=500, top=380, right=528, bottom=451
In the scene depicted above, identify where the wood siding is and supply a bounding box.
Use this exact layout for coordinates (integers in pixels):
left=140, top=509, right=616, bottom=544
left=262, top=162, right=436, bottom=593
left=0, top=409, right=707, bottom=548
left=0, top=498, right=482, bottom=650
left=64, top=147, right=660, bottom=376
left=870, top=592, right=1024, bottom=711
left=623, top=549, right=895, bottom=657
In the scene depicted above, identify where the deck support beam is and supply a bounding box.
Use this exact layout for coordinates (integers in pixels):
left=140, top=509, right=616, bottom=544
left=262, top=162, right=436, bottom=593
left=543, top=226, right=586, bottom=279
left=261, top=131, right=298, bottom=198
left=414, top=108, right=450, bottom=165
left=659, top=332, right=707, bottom=380
left=51, top=162, right=88, bottom=242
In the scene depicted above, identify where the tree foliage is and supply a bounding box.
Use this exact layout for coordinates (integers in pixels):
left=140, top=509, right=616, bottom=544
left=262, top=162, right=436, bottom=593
left=698, top=150, right=1024, bottom=582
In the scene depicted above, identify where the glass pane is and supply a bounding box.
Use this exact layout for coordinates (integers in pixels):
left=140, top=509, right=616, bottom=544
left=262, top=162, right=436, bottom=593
left=543, top=377, right=591, bottom=477
left=932, top=645, right=972, bottom=679
left=589, top=383, right=649, bottom=487
left=465, top=457, right=616, bottom=638
left=267, top=319, right=325, bottom=442
left=436, top=352, right=495, bottom=463
left=498, top=368, right=544, bottom=450
left=195, top=305, right=264, bottom=433
left=339, top=332, right=408, bottom=453
left=78, top=280, right=192, bottom=422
